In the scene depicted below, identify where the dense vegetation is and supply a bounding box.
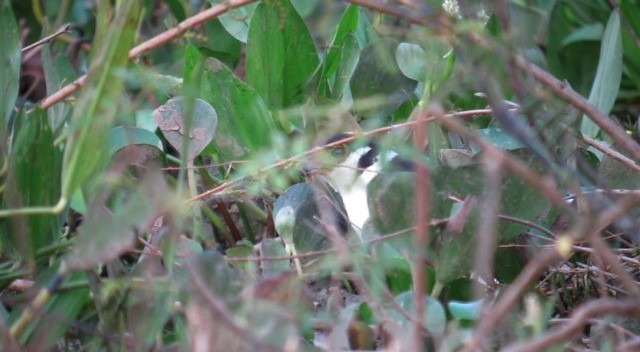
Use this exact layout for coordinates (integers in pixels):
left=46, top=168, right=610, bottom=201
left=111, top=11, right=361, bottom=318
left=2, top=0, right=640, bottom=350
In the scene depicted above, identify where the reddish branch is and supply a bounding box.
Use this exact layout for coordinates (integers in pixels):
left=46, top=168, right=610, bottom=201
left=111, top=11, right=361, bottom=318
left=411, top=106, right=433, bottom=348
left=503, top=299, right=640, bottom=352
left=40, top=0, right=259, bottom=109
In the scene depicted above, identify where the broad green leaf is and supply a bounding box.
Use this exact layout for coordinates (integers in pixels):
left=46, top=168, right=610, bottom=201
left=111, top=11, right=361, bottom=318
left=210, top=0, right=258, bottom=42
left=580, top=12, right=622, bottom=137
left=61, top=0, right=141, bottom=200
left=152, top=96, right=218, bottom=162
left=377, top=243, right=412, bottom=295
left=200, top=58, right=277, bottom=160
left=620, top=0, right=640, bottom=90
left=396, top=43, right=428, bottom=81
left=291, top=0, right=318, bottom=17
left=41, top=44, right=75, bottom=132
left=562, top=23, right=604, bottom=46
left=3, top=108, right=61, bottom=262
left=388, top=291, right=446, bottom=334
left=260, top=238, right=290, bottom=277
left=317, top=5, right=361, bottom=100
left=199, top=19, right=242, bottom=68
left=350, top=39, right=417, bottom=120
left=545, top=2, right=600, bottom=95
left=165, top=0, right=186, bottom=21
left=0, top=0, right=20, bottom=128
left=108, top=125, right=163, bottom=157
left=181, top=250, right=243, bottom=302
left=246, top=0, right=320, bottom=124
left=474, top=127, right=524, bottom=151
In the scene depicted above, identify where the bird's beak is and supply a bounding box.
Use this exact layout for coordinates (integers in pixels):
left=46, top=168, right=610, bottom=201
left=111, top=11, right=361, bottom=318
left=300, top=160, right=330, bottom=179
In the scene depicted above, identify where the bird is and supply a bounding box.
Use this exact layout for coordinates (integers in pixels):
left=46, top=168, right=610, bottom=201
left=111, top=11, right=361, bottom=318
left=301, top=132, right=414, bottom=234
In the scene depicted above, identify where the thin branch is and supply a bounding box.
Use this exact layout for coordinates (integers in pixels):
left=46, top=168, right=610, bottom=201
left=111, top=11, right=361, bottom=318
left=462, top=247, right=561, bottom=352
left=189, top=108, right=510, bottom=203
left=40, top=0, right=259, bottom=109
left=21, top=23, right=71, bottom=53
left=582, top=134, right=640, bottom=173
left=503, top=299, right=640, bottom=352
left=436, top=115, right=572, bottom=212
left=474, top=149, right=504, bottom=299
left=186, top=260, right=280, bottom=352
left=513, top=55, right=640, bottom=165
left=411, top=106, right=433, bottom=348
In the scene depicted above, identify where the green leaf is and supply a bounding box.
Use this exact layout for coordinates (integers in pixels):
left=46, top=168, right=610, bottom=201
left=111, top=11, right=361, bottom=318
left=61, top=0, right=141, bottom=200
left=108, top=125, right=163, bottom=157
left=388, top=291, right=446, bottom=334
left=41, top=44, right=75, bottom=132
left=448, top=300, right=483, bottom=321
left=152, top=96, right=218, bottom=162
left=474, top=127, right=524, bottom=151
left=165, top=0, right=186, bottom=21
left=0, top=0, right=20, bottom=128
left=210, top=0, right=258, bottom=42
left=580, top=11, right=623, bottom=137
left=3, top=108, right=62, bottom=261
left=561, top=23, right=604, bottom=46
left=367, top=172, right=416, bottom=239
left=317, top=5, right=361, bottom=100
left=246, top=0, right=320, bottom=123
left=260, top=238, right=290, bottom=277
left=377, top=243, right=412, bottom=295
left=199, top=19, right=242, bottom=68
left=395, top=43, right=428, bottom=81
left=200, top=58, right=277, bottom=160
left=350, top=39, right=417, bottom=120
left=291, top=0, right=318, bottom=17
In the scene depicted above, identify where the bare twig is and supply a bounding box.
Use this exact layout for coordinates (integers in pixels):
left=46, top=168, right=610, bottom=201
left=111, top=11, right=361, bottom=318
left=513, top=56, right=640, bottom=164
left=588, top=195, right=640, bottom=297
left=40, top=0, right=259, bottom=109
left=189, top=108, right=510, bottom=203
left=474, top=150, right=504, bottom=299
left=411, top=106, right=433, bottom=349
left=462, top=247, right=561, bottom=352
left=186, top=260, right=280, bottom=352
left=582, top=135, right=640, bottom=173
left=503, top=299, right=640, bottom=352
left=21, top=23, right=71, bottom=53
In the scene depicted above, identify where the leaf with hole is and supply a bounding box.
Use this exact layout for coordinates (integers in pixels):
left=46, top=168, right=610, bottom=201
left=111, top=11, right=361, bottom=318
left=152, top=96, right=218, bottom=162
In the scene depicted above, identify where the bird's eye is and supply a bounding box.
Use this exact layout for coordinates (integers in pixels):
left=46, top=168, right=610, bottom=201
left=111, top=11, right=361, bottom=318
left=331, top=146, right=346, bottom=157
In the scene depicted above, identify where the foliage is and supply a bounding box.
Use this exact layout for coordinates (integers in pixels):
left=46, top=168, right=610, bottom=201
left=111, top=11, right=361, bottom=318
left=1, top=0, right=640, bottom=350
